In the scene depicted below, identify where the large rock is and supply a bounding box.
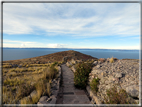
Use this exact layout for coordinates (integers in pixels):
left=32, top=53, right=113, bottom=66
left=126, top=85, right=139, bottom=98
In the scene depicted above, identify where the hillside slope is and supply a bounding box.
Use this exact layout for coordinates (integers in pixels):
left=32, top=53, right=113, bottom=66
left=3, top=50, right=98, bottom=64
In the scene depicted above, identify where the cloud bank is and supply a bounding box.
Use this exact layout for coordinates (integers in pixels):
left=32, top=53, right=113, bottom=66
left=3, top=3, right=140, bottom=37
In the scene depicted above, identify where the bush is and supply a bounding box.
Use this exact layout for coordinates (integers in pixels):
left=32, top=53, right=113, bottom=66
left=90, top=77, right=100, bottom=93
left=104, top=85, right=129, bottom=104
left=74, top=62, right=92, bottom=89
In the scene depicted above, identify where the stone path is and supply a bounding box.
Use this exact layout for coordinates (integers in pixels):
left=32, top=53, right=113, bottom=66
left=57, top=64, right=91, bottom=104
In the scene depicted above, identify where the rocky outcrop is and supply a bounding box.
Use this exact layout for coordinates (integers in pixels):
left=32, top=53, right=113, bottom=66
left=87, top=59, right=139, bottom=104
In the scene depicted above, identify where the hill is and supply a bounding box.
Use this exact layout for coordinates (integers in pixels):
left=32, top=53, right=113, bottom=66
left=3, top=50, right=98, bottom=64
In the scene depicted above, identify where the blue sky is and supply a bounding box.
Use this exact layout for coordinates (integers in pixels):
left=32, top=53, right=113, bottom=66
left=3, top=3, right=140, bottom=49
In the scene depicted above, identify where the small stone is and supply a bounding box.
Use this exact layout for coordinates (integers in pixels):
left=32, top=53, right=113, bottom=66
left=115, top=73, right=122, bottom=78
left=37, top=101, right=49, bottom=104
left=99, top=58, right=106, bottom=62
left=39, top=96, right=48, bottom=102
left=47, top=97, right=52, bottom=102
left=50, top=98, right=56, bottom=104
left=71, top=65, right=76, bottom=73
left=30, top=90, right=37, bottom=98
left=91, top=99, right=95, bottom=104
left=96, top=65, right=101, bottom=68
left=50, top=95, right=56, bottom=99
left=92, top=61, right=98, bottom=66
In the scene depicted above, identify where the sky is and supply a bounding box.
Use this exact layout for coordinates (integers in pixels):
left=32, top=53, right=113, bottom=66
left=2, top=2, right=140, bottom=50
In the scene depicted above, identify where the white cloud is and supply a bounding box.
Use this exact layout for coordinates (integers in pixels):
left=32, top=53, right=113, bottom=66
left=3, top=39, right=44, bottom=48
left=21, top=43, right=25, bottom=47
left=4, top=39, right=36, bottom=44
left=3, top=3, right=140, bottom=37
left=47, top=43, right=67, bottom=48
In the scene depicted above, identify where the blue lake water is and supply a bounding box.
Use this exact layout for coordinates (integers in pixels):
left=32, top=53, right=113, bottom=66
left=3, top=48, right=139, bottom=61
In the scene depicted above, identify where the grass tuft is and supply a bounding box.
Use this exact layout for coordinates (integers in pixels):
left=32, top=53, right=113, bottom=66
left=90, top=77, right=100, bottom=93
left=109, top=57, right=114, bottom=63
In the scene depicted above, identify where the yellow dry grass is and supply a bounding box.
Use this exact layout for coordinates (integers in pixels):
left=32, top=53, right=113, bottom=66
left=109, top=57, right=114, bottom=63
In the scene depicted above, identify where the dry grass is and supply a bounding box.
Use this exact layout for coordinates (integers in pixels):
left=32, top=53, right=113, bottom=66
left=2, top=61, right=59, bottom=104
left=4, top=77, right=24, bottom=86
left=47, top=83, right=51, bottom=97
left=104, top=85, right=137, bottom=104
left=109, top=57, right=114, bottom=63
left=3, top=64, right=12, bottom=68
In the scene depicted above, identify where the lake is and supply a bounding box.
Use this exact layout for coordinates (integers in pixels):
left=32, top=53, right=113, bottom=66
left=2, top=48, right=139, bottom=61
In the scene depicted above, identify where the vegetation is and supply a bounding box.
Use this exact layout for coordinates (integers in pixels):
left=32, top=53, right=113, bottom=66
left=109, top=57, right=114, bottom=63
left=2, top=62, right=59, bottom=104
left=90, top=77, right=100, bottom=93
left=74, top=62, right=92, bottom=89
left=104, top=85, right=135, bottom=104
left=2, top=50, right=97, bottom=104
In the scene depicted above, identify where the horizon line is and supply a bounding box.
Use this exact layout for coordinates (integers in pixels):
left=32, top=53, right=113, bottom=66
left=2, top=47, right=140, bottom=50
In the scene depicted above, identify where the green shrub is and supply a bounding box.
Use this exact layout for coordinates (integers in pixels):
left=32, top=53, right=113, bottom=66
left=74, top=62, right=92, bottom=89
left=90, top=77, right=100, bottom=93
left=104, top=85, right=129, bottom=104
